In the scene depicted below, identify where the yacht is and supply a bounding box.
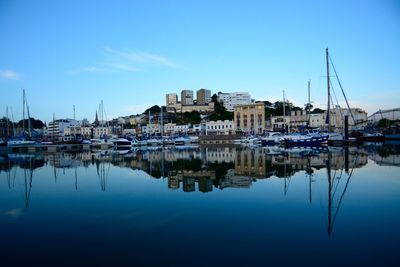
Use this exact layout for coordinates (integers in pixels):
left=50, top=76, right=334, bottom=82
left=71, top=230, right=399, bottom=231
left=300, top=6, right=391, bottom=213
left=110, top=138, right=132, bottom=149
left=261, top=132, right=284, bottom=146
left=7, top=136, right=35, bottom=147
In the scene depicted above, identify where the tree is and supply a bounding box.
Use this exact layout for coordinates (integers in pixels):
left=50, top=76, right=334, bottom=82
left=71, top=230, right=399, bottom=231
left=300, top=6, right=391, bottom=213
left=143, top=105, right=161, bottom=115
left=310, top=108, right=325, bottom=114
left=18, top=118, right=44, bottom=129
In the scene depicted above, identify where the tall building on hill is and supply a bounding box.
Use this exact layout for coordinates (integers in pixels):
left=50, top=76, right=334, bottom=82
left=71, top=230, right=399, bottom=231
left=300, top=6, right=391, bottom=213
left=166, top=93, right=178, bottom=107
left=181, top=90, right=194, bottom=105
left=196, top=89, right=211, bottom=105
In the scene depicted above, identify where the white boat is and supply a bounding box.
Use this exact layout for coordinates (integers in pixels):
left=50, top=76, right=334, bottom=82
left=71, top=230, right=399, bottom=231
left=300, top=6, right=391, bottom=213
left=261, top=132, right=284, bottom=145
left=139, top=139, right=148, bottom=146
left=110, top=138, right=132, bottom=149
left=7, top=137, right=35, bottom=147
left=131, top=139, right=139, bottom=146
left=174, top=136, right=190, bottom=145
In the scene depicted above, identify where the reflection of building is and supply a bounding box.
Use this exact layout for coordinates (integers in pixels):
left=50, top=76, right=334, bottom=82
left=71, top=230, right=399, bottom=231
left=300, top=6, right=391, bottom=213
left=167, top=170, right=216, bottom=193
left=234, top=103, right=265, bottom=134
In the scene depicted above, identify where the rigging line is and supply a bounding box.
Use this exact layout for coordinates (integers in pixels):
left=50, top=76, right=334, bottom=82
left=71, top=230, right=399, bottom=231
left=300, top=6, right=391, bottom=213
left=328, top=54, right=356, bottom=124
left=329, top=79, right=344, bottom=121
left=332, top=152, right=359, bottom=228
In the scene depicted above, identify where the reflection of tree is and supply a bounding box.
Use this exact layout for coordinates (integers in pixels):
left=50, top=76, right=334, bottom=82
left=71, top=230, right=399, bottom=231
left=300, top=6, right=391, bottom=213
left=205, top=162, right=235, bottom=187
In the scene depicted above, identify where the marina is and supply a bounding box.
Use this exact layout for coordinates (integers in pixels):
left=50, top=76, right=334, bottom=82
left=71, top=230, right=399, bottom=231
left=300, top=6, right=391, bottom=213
left=0, top=144, right=399, bottom=266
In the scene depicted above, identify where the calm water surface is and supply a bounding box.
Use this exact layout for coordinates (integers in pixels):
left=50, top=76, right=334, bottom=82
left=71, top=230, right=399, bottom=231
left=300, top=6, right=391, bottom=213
left=0, top=145, right=399, bottom=266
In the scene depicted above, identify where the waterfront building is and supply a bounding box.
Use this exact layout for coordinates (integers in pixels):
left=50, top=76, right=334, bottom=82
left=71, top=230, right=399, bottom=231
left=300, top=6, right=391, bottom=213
left=164, top=123, right=177, bottom=135
left=206, top=120, right=234, bottom=135
left=123, top=128, right=136, bottom=135
left=93, top=126, right=111, bottom=138
left=197, top=89, right=211, bottom=105
left=175, top=124, right=189, bottom=134
left=45, top=119, right=79, bottom=137
left=146, top=123, right=161, bottom=135
left=217, top=92, right=252, bottom=112
left=181, top=90, right=194, bottom=105
left=191, top=123, right=205, bottom=134
left=234, top=103, right=265, bottom=134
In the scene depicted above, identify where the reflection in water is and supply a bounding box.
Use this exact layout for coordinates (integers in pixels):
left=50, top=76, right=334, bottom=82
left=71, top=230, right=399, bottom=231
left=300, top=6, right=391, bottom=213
left=0, top=145, right=399, bottom=266
left=0, top=145, right=399, bottom=231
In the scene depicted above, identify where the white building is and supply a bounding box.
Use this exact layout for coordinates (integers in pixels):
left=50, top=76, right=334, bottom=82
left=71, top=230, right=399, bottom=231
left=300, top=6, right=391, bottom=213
left=164, top=123, right=177, bottom=135
left=147, top=123, right=161, bottom=135
left=217, top=92, right=252, bottom=112
left=175, top=124, right=189, bottom=134
left=206, top=120, right=234, bottom=135
left=93, top=126, right=111, bottom=138
left=45, top=119, right=79, bottom=137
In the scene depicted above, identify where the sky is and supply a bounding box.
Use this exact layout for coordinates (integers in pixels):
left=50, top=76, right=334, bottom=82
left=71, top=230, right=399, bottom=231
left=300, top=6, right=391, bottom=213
left=0, top=0, right=399, bottom=123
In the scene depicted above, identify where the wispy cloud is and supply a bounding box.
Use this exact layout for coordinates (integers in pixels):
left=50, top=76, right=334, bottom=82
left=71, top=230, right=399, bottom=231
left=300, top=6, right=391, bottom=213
left=69, top=47, right=186, bottom=75
left=104, top=46, right=186, bottom=69
left=0, top=70, right=19, bottom=80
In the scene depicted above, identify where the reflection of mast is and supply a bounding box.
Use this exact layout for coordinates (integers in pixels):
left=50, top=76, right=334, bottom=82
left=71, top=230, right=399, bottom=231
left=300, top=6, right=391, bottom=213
left=24, top=157, right=34, bottom=208
left=97, top=161, right=110, bottom=192
left=306, top=156, right=313, bottom=203
left=326, top=152, right=332, bottom=235
left=75, top=166, right=78, bottom=190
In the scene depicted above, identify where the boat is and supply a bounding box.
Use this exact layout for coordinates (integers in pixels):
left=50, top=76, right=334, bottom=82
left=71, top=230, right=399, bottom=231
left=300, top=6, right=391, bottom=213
left=283, top=133, right=329, bottom=146
left=110, top=138, right=132, bottom=149
left=7, top=136, right=36, bottom=147
left=174, top=136, right=190, bottom=145
left=0, top=139, right=7, bottom=147
left=147, top=138, right=163, bottom=146
left=261, top=132, right=284, bottom=146
left=131, top=138, right=139, bottom=146
left=357, top=133, right=384, bottom=142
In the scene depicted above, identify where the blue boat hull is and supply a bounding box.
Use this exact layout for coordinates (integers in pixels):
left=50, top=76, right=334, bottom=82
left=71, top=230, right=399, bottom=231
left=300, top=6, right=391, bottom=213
left=284, top=135, right=329, bottom=146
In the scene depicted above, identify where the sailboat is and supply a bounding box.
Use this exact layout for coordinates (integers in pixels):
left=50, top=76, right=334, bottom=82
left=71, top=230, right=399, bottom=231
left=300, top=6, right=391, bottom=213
left=7, top=89, right=35, bottom=147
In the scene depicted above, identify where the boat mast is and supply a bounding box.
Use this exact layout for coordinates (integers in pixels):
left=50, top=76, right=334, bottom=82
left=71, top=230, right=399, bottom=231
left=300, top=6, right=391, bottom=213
left=283, top=90, right=286, bottom=133
left=308, top=80, right=311, bottom=125
left=6, top=106, right=9, bottom=138
left=52, top=112, right=55, bottom=141
left=326, top=48, right=331, bottom=132
left=22, top=89, right=25, bottom=136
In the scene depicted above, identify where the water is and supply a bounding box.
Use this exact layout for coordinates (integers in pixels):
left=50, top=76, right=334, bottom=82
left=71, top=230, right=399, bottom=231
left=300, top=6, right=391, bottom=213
left=0, top=145, right=399, bottom=266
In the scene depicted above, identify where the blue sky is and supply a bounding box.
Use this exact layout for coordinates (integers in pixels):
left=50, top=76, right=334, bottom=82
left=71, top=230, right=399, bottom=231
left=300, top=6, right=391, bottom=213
left=1, top=0, right=399, bottom=122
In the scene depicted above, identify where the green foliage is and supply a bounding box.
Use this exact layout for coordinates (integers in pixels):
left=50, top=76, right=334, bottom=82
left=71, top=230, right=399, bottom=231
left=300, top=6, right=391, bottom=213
left=18, top=118, right=44, bottom=129
left=173, top=111, right=201, bottom=125
left=208, top=94, right=233, bottom=121
left=377, top=119, right=399, bottom=128
left=143, top=105, right=161, bottom=114
left=310, top=108, right=326, bottom=114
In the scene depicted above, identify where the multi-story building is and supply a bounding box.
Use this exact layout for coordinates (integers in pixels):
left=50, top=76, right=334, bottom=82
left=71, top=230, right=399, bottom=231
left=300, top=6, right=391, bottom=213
left=181, top=90, right=194, bottom=105
left=166, top=93, right=178, bottom=107
left=45, top=119, right=79, bottom=137
left=217, top=92, right=252, bottom=112
left=234, top=103, right=265, bottom=134
left=175, top=124, right=189, bottom=134
left=206, top=120, right=234, bottom=135
left=164, top=123, right=177, bottom=135
left=147, top=123, right=161, bottom=135
left=197, top=89, right=211, bottom=105
left=93, top=126, right=110, bottom=138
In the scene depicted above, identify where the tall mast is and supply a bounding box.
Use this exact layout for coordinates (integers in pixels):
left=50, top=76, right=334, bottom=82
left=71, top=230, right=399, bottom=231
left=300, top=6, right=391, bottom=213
left=326, top=48, right=331, bottom=132
left=308, top=80, right=311, bottom=124
left=6, top=106, right=9, bottom=138
left=283, top=90, right=286, bottom=133
left=22, top=89, right=25, bottom=136
left=148, top=110, right=151, bottom=137
left=53, top=112, right=55, bottom=141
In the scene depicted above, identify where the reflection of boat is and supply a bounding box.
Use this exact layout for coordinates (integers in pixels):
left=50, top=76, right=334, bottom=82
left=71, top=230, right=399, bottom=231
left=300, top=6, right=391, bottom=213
left=110, top=138, right=132, bottom=149
left=147, top=138, right=163, bottom=146
left=357, top=133, right=384, bottom=142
